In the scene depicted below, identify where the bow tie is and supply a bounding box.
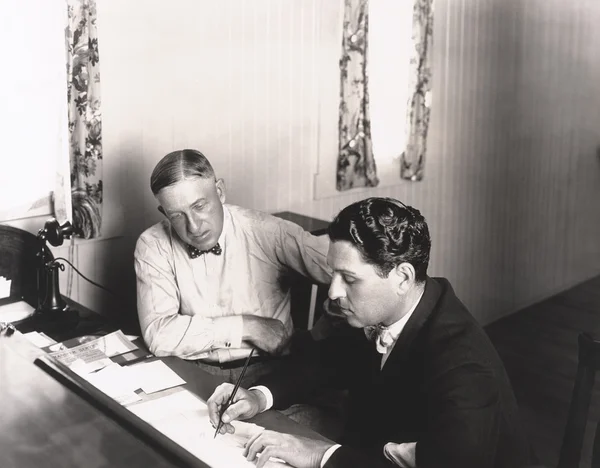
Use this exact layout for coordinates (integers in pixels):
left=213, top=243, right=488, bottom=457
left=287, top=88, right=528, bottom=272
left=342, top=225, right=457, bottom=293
left=188, top=243, right=222, bottom=259
left=365, top=325, right=397, bottom=354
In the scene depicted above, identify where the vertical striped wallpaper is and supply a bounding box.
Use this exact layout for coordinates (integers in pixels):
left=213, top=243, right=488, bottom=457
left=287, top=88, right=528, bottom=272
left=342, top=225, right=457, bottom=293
left=22, top=0, right=599, bottom=325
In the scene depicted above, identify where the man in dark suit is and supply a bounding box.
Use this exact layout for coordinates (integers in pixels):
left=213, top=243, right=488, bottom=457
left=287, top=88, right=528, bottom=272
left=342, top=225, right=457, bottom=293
left=207, top=197, right=530, bottom=468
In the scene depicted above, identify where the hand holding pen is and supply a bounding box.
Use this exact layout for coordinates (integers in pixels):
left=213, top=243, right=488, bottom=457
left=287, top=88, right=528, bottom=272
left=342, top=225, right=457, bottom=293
left=210, top=348, right=262, bottom=437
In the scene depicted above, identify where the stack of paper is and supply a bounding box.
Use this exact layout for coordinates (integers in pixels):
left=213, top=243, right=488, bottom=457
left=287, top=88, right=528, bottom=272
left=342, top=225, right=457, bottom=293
left=79, top=353, right=186, bottom=404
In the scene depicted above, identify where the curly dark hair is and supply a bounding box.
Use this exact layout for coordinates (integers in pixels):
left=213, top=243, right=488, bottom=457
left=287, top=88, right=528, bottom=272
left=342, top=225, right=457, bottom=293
left=328, top=197, right=431, bottom=282
left=150, top=149, right=215, bottom=195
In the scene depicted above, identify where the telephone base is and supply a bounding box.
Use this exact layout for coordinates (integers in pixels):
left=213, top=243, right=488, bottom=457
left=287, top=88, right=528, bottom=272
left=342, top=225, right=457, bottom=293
left=16, top=306, right=79, bottom=337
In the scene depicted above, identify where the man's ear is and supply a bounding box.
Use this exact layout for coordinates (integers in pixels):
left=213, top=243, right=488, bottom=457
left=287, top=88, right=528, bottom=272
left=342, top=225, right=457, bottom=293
left=215, top=178, right=226, bottom=204
left=158, top=206, right=166, bottom=217
left=394, top=263, right=416, bottom=293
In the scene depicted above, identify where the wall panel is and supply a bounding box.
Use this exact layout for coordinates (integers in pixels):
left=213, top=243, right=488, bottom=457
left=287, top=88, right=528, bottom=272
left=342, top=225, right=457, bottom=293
left=7, top=0, right=598, bottom=326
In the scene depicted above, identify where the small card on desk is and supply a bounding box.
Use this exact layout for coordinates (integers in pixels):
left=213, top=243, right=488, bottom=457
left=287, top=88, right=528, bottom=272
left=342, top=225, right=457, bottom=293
left=127, top=360, right=187, bottom=394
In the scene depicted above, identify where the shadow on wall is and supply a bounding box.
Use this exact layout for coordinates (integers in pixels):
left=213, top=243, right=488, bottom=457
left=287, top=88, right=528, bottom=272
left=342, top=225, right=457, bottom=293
left=90, top=140, right=155, bottom=331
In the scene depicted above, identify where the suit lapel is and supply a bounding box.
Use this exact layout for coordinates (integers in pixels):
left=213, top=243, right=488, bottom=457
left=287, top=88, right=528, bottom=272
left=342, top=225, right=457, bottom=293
left=381, top=278, right=443, bottom=372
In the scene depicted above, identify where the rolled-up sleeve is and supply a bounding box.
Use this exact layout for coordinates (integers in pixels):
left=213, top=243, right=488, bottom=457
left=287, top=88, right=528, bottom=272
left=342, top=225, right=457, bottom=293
left=134, top=236, right=243, bottom=359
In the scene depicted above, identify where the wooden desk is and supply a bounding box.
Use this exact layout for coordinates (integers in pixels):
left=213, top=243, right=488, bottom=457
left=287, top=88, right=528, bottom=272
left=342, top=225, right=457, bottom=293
left=0, top=332, right=184, bottom=468
left=13, top=296, right=127, bottom=343
left=163, top=356, right=330, bottom=441
left=3, top=306, right=329, bottom=467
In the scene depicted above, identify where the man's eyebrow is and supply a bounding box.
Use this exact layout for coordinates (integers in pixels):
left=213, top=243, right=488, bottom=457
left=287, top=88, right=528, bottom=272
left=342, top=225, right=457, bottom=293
left=333, top=268, right=357, bottom=276
left=165, top=198, right=207, bottom=215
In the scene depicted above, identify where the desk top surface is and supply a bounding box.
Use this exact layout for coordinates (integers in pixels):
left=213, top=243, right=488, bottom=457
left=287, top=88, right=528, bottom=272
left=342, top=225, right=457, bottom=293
left=2, top=323, right=328, bottom=467
left=0, top=332, right=180, bottom=468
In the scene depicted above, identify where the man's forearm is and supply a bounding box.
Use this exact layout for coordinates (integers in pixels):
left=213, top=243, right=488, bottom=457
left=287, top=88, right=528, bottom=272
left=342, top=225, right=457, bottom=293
left=143, top=314, right=244, bottom=359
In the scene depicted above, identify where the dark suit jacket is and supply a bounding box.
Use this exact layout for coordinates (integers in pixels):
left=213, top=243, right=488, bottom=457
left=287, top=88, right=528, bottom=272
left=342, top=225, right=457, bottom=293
left=260, top=277, right=530, bottom=468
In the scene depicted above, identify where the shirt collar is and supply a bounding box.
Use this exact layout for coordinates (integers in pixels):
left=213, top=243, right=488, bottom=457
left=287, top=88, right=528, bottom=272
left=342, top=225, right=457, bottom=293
left=217, top=204, right=231, bottom=246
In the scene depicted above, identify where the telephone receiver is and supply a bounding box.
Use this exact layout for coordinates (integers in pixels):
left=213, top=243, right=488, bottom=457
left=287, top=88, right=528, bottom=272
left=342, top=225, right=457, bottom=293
left=35, top=219, right=75, bottom=319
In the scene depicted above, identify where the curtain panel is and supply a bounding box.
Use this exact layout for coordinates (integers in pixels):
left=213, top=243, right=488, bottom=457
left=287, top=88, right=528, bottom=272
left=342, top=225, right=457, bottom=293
left=65, top=0, right=103, bottom=239
left=336, top=0, right=434, bottom=189
left=336, top=0, right=379, bottom=191
left=400, top=0, right=433, bottom=181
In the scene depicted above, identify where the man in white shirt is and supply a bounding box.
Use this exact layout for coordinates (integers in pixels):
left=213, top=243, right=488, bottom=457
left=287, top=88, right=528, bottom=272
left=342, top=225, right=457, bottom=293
left=206, top=197, right=530, bottom=468
left=134, top=149, right=332, bottom=386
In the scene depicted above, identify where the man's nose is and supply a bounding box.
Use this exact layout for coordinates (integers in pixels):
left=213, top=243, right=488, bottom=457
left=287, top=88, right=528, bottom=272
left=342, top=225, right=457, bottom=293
left=328, top=275, right=346, bottom=301
left=186, top=213, right=202, bottom=233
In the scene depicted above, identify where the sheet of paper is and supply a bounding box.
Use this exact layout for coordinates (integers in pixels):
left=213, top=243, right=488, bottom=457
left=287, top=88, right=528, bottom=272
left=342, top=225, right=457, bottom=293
left=0, top=277, right=11, bottom=299
left=127, top=360, right=186, bottom=394
left=0, top=300, right=34, bottom=322
left=23, top=331, right=57, bottom=348
left=97, top=330, right=140, bottom=357
left=83, top=363, right=142, bottom=405
left=127, top=390, right=289, bottom=468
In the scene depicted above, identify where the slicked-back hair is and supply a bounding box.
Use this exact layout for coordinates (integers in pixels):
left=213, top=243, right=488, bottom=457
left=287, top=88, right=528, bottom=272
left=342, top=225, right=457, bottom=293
left=328, top=197, right=431, bottom=282
left=150, top=149, right=216, bottom=195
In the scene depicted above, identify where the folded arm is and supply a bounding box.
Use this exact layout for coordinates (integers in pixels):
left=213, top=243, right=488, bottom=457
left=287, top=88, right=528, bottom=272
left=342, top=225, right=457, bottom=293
left=135, top=238, right=244, bottom=358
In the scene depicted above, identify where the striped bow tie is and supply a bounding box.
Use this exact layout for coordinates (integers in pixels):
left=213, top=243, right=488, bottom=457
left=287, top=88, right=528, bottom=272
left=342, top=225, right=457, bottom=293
left=365, top=325, right=396, bottom=354
left=188, top=243, right=222, bottom=258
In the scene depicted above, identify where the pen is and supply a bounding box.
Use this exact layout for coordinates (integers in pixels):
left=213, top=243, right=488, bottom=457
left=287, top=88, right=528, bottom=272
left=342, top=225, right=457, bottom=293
left=214, top=347, right=255, bottom=438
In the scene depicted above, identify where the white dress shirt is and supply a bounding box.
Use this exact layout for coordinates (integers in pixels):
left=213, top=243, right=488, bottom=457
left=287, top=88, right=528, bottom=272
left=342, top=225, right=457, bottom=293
left=134, top=204, right=331, bottom=362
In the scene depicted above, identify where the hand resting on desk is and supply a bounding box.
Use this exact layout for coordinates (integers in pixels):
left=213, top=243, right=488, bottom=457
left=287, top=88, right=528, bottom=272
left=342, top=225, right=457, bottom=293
left=242, top=315, right=291, bottom=355
left=207, top=383, right=334, bottom=468
left=244, top=431, right=332, bottom=468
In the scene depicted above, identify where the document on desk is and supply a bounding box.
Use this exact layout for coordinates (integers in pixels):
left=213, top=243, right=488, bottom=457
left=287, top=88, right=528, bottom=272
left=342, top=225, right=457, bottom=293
left=48, top=330, right=140, bottom=374
left=127, top=360, right=186, bottom=394
left=83, top=363, right=143, bottom=405
left=127, top=390, right=290, bottom=468
left=49, top=342, right=113, bottom=374
left=48, top=330, right=138, bottom=357
left=23, top=331, right=57, bottom=348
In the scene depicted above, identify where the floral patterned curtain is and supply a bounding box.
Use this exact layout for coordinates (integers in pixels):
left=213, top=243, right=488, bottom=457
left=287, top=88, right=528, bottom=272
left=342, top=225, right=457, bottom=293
left=65, top=0, right=103, bottom=238
left=336, top=0, right=379, bottom=191
left=400, top=0, right=434, bottom=181
left=337, top=0, right=434, bottom=189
